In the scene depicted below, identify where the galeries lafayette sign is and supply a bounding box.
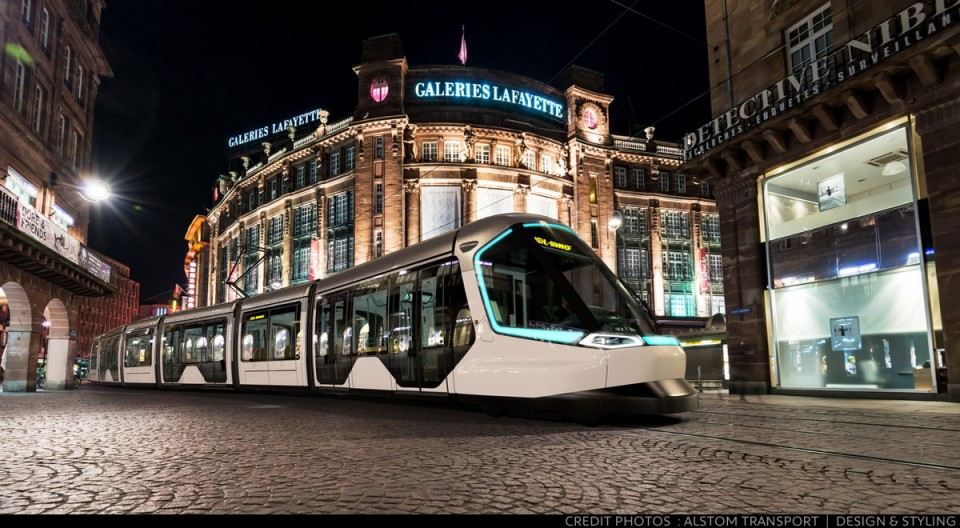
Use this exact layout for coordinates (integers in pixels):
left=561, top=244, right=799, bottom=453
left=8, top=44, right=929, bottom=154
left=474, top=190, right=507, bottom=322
left=683, top=0, right=960, bottom=161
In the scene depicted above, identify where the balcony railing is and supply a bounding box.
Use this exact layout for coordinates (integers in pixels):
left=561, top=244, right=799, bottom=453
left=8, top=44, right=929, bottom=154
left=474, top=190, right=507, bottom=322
left=0, top=185, right=17, bottom=226
left=613, top=138, right=684, bottom=158
left=325, top=116, right=353, bottom=136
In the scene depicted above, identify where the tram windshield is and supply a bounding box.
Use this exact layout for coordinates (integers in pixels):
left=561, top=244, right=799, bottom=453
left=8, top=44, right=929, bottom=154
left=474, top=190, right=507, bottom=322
left=475, top=221, right=659, bottom=345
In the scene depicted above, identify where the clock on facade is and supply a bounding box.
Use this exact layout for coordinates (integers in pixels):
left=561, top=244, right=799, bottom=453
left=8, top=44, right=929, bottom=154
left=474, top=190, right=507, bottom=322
left=583, top=107, right=598, bottom=129
left=370, top=78, right=389, bottom=103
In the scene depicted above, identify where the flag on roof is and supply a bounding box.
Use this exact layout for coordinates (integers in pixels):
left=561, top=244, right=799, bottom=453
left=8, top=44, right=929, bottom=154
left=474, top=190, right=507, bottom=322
left=458, top=26, right=467, bottom=65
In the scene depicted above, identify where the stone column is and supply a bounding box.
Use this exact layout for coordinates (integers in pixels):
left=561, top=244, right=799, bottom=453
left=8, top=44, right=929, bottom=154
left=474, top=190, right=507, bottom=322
left=514, top=184, right=529, bottom=214
left=915, top=97, right=960, bottom=402
left=2, top=327, right=40, bottom=392
left=714, top=176, right=770, bottom=396
left=45, top=335, right=72, bottom=390
left=462, top=179, right=477, bottom=224
left=404, top=179, right=420, bottom=247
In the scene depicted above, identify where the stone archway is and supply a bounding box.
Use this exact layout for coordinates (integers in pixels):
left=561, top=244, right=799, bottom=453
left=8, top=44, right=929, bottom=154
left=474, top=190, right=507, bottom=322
left=42, top=298, right=76, bottom=390
left=1, top=282, right=39, bottom=392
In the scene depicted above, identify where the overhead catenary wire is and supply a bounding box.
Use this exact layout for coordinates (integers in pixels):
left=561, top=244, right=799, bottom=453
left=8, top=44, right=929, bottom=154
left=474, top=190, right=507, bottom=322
left=231, top=0, right=852, bottom=270
left=624, top=0, right=873, bottom=140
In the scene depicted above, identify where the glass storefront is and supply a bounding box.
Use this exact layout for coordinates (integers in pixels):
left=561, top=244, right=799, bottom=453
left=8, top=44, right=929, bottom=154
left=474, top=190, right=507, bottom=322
left=763, top=124, right=937, bottom=391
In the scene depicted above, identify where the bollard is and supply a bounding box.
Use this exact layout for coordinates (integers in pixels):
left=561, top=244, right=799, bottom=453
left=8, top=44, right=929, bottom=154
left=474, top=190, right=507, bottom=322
left=697, top=365, right=703, bottom=393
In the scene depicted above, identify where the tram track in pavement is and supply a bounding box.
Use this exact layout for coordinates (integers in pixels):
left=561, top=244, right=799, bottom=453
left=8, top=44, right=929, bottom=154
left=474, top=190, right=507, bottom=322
left=608, top=401, right=960, bottom=473
left=615, top=424, right=960, bottom=472
left=689, top=408, right=960, bottom=434
left=684, top=409, right=960, bottom=446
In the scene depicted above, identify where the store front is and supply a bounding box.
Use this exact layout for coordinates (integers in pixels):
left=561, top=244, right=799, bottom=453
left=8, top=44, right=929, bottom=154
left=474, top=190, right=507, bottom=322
left=762, top=119, right=941, bottom=392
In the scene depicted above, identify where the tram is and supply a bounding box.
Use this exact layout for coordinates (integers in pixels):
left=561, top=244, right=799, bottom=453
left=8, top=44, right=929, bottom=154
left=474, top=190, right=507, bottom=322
left=90, top=214, right=698, bottom=422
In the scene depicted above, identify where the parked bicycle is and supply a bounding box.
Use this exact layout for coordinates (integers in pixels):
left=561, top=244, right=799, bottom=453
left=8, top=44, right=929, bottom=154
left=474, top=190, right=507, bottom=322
left=73, top=360, right=88, bottom=388
left=34, top=362, right=86, bottom=389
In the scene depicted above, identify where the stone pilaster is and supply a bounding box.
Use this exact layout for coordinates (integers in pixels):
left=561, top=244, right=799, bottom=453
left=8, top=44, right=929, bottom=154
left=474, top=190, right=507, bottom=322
left=649, top=199, right=664, bottom=316
left=558, top=194, right=573, bottom=227
left=915, top=97, right=960, bottom=402
left=283, top=200, right=292, bottom=287
left=462, top=179, right=477, bottom=224
left=714, top=176, right=770, bottom=396
left=259, top=211, right=267, bottom=294
left=404, top=179, right=420, bottom=247
left=514, top=184, right=529, bottom=214
left=315, top=189, right=325, bottom=279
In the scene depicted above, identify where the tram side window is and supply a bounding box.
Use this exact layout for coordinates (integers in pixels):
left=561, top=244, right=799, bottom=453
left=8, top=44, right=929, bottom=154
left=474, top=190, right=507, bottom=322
left=242, top=304, right=300, bottom=361
left=389, top=269, right=417, bottom=355
left=204, top=320, right=226, bottom=362
left=446, top=263, right=474, bottom=360
left=124, top=328, right=154, bottom=367
left=333, top=299, right=349, bottom=357
left=102, top=335, right=120, bottom=379
left=351, top=277, right=389, bottom=355
left=90, top=338, right=99, bottom=372
left=242, top=312, right=268, bottom=361
left=483, top=268, right=519, bottom=326
left=163, top=327, right=181, bottom=363
left=270, top=304, right=300, bottom=360
left=419, top=264, right=453, bottom=351
left=182, top=323, right=203, bottom=363
left=315, top=301, right=331, bottom=359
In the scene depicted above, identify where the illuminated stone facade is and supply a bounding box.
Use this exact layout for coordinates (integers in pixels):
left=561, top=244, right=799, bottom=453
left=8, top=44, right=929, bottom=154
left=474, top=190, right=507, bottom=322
left=204, top=34, right=723, bottom=324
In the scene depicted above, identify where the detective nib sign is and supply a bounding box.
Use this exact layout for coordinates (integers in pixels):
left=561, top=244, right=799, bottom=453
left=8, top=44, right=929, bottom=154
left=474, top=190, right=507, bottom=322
left=683, top=0, right=960, bottom=161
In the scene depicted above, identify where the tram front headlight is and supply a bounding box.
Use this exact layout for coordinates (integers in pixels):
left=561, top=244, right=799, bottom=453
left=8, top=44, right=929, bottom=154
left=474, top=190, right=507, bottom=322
left=578, top=333, right=645, bottom=349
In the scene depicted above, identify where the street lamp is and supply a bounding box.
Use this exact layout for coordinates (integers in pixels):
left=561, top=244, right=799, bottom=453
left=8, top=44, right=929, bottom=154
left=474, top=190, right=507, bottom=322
left=51, top=172, right=111, bottom=203
left=608, top=209, right=623, bottom=276
left=608, top=210, right=623, bottom=231
left=78, top=179, right=111, bottom=203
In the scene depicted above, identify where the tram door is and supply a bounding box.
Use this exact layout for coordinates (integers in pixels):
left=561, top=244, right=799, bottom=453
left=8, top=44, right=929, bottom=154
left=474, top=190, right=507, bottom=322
left=314, top=295, right=355, bottom=386
left=390, top=262, right=456, bottom=391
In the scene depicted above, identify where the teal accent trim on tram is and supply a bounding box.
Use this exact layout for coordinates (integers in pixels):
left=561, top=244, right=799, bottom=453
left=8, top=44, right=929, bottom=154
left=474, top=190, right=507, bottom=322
left=474, top=225, right=584, bottom=345
left=641, top=335, right=680, bottom=346
left=522, top=222, right=577, bottom=235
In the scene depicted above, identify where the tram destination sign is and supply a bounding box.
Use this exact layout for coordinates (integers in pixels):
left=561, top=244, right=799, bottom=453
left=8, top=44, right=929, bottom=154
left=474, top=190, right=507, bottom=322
left=683, top=0, right=960, bottom=161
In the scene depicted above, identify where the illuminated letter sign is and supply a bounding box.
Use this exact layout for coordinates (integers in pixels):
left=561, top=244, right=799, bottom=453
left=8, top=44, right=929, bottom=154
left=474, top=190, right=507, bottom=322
left=411, top=80, right=564, bottom=121
left=227, top=108, right=326, bottom=148
left=683, top=0, right=960, bottom=160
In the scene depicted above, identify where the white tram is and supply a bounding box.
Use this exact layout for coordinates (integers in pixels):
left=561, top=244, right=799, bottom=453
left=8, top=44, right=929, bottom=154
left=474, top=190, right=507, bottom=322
left=90, top=214, right=698, bottom=422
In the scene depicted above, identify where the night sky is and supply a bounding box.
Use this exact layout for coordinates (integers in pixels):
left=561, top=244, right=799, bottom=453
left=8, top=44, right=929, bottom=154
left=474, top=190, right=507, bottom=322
left=88, top=1, right=711, bottom=303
